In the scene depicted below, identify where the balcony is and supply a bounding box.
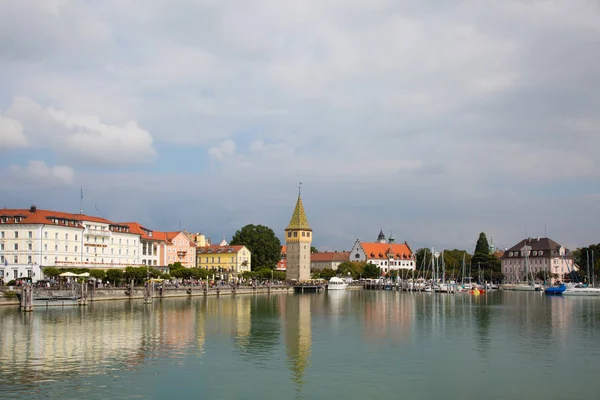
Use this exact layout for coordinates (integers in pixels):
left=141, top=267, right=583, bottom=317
left=177, top=250, right=187, bottom=257
left=85, top=228, right=111, bottom=237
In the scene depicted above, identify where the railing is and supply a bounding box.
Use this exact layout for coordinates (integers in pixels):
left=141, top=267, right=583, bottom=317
left=85, top=228, right=110, bottom=237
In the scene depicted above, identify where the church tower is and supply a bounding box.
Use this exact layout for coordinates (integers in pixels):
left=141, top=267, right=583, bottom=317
left=285, top=188, right=312, bottom=282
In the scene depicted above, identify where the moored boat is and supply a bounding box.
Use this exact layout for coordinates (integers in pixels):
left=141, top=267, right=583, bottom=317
left=544, top=283, right=566, bottom=295
left=327, top=277, right=348, bottom=291
left=562, top=284, right=600, bottom=296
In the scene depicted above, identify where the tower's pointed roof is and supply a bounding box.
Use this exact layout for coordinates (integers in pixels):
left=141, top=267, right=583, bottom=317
left=286, top=195, right=311, bottom=231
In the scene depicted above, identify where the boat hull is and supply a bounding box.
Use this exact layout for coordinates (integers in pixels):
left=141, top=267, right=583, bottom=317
left=562, top=287, right=600, bottom=296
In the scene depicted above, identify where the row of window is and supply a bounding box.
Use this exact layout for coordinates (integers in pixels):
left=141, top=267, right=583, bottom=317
left=0, top=230, right=140, bottom=246
left=286, top=231, right=311, bottom=238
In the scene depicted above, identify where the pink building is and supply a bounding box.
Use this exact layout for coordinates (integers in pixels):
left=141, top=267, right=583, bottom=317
left=153, top=231, right=197, bottom=268
left=501, top=237, right=576, bottom=283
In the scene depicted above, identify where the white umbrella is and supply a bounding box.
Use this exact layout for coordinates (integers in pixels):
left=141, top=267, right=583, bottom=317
left=59, top=272, right=78, bottom=277
left=78, top=272, right=90, bottom=277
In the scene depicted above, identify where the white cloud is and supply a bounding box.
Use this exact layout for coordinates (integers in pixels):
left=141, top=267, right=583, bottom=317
left=5, top=97, right=156, bottom=165
left=7, top=161, right=74, bottom=186
left=208, top=139, right=237, bottom=161
left=0, top=115, right=27, bottom=149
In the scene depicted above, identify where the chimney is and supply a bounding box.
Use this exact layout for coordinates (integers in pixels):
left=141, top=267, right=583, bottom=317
left=30, top=205, right=37, bottom=213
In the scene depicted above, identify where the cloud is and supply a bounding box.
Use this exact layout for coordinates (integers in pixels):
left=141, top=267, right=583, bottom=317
left=208, top=139, right=237, bottom=161
left=0, top=115, right=27, bottom=149
left=6, top=161, right=74, bottom=186
left=5, top=97, right=156, bottom=165
left=1, top=0, right=599, bottom=251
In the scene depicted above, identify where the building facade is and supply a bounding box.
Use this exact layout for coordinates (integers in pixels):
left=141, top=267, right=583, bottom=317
left=277, top=245, right=287, bottom=271
left=349, top=231, right=415, bottom=275
left=285, top=194, right=312, bottom=282
left=196, top=245, right=251, bottom=274
left=310, top=251, right=350, bottom=271
left=500, top=237, right=575, bottom=283
left=157, top=231, right=197, bottom=268
left=0, top=206, right=143, bottom=282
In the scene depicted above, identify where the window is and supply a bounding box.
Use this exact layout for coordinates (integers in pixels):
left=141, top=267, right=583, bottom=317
left=293, top=232, right=298, bottom=237
left=14, top=243, right=18, bottom=250
left=13, top=255, right=18, bottom=264
left=44, top=232, right=48, bottom=239
left=44, top=244, right=47, bottom=251
left=75, top=246, right=78, bottom=252
left=55, top=233, right=58, bottom=239
left=55, top=245, right=58, bottom=251
left=28, top=243, right=32, bottom=251
left=0, top=231, right=4, bottom=238
left=14, top=231, right=18, bottom=239
left=28, top=231, right=33, bottom=238
left=0, top=255, right=3, bottom=264
left=65, top=233, right=68, bottom=240
left=75, top=235, right=78, bottom=241
left=28, top=256, right=32, bottom=264
left=13, top=270, right=18, bottom=279
left=94, top=237, right=97, bottom=243
left=0, top=243, right=3, bottom=250
left=65, top=245, right=68, bottom=252
left=307, top=232, right=310, bottom=237
left=302, top=232, right=305, bottom=237
left=288, top=232, right=292, bottom=237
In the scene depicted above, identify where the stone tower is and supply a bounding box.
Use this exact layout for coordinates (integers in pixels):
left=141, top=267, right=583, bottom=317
left=285, top=190, right=312, bottom=282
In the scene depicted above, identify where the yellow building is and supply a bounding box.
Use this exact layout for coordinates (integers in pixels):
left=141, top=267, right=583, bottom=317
left=196, top=245, right=251, bottom=274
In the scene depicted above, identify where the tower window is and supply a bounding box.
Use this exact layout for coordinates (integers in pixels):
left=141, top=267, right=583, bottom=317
left=293, top=232, right=298, bottom=237
left=307, top=232, right=310, bottom=237
left=288, top=232, right=292, bottom=237
left=302, top=232, right=305, bottom=237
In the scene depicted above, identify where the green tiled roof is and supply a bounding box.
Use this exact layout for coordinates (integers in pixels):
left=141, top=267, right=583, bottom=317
left=286, top=195, right=311, bottom=231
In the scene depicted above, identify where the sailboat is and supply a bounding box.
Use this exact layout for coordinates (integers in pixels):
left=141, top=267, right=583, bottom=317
left=514, top=244, right=543, bottom=291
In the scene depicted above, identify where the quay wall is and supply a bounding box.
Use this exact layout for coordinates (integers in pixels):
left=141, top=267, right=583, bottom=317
left=0, top=284, right=363, bottom=307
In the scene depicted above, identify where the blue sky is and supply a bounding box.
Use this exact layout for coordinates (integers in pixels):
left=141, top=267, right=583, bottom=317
left=1, top=0, right=600, bottom=252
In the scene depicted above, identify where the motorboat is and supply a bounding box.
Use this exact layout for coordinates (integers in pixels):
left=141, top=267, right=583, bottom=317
left=562, top=284, right=600, bottom=296
left=327, top=277, right=348, bottom=291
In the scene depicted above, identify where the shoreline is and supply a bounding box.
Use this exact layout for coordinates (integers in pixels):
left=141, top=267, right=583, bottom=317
left=0, top=285, right=364, bottom=308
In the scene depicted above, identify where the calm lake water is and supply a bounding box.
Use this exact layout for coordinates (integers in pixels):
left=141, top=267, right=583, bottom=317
left=1, top=291, right=599, bottom=400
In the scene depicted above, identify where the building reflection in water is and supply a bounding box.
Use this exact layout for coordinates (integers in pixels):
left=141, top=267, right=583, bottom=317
left=284, top=294, right=312, bottom=394
left=362, top=291, right=414, bottom=343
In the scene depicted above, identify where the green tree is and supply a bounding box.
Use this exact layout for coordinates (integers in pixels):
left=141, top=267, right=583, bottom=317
left=314, top=268, right=336, bottom=279
left=363, top=263, right=381, bottom=279
left=90, top=269, right=106, bottom=281
left=336, top=261, right=365, bottom=279
left=472, top=232, right=492, bottom=271
left=42, top=267, right=60, bottom=279
left=230, top=224, right=281, bottom=270
left=310, top=246, right=319, bottom=253
left=106, top=269, right=124, bottom=284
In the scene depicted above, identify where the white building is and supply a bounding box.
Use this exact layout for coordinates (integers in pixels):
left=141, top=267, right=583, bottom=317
left=0, top=206, right=145, bottom=282
left=501, top=237, right=576, bottom=283
left=349, top=231, right=415, bottom=275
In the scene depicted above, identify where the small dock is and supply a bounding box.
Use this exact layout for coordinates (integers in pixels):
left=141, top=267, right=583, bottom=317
left=293, top=285, right=323, bottom=294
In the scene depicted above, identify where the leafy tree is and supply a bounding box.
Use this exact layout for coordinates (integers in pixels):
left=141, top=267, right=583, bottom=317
left=230, top=224, right=281, bottom=270
left=415, top=248, right=432, bottom=271
left=363, top=263, right=381, bottom=279
left=90, top=270, right=106, bottom=281
left=42, top=267, right=60, bottom=278
left=310, top=246, right=319, bottom=253
left=573, top=244, right=600, bottom=284
left=106, top=269, right=124, bottom=284
left=273, top=271, right=286, bottom=281
left=313, top=268, right=336, bottom=279
left=336, top=261, right=365, bottom=279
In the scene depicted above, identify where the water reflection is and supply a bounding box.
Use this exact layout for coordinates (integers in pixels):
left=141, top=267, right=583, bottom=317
left=1, top=292, right=600, bottom=399
left=284, top=294, right=312, bottom=394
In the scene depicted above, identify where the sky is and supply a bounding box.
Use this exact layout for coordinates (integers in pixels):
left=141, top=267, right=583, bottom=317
left=1, top=0, right=600, bottom=253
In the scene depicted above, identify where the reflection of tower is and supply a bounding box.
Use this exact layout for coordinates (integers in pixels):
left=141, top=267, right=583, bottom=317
left=285, top=295, right=312, bottom=392
left=285, top=186, right=312, bottom=282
